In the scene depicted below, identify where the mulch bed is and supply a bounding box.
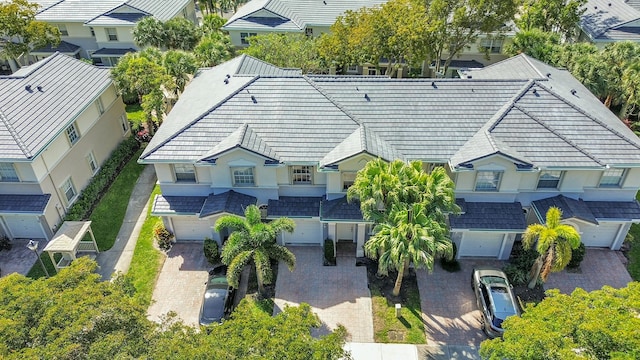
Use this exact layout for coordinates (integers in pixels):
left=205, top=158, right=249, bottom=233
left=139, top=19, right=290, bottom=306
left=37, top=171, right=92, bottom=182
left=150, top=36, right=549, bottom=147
left=362, top=257, right=417, bottom=304
left=513, top=284, right=546, bottom=305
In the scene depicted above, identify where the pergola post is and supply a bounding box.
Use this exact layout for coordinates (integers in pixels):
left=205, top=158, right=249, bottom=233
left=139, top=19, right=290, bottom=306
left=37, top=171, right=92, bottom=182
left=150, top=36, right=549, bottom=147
left=88, top=226, right=99, bottom=253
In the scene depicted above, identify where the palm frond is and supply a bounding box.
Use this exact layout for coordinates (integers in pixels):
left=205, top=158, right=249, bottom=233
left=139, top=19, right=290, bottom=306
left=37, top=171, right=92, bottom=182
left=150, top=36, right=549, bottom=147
left=227, top=250, right=253, bottom=288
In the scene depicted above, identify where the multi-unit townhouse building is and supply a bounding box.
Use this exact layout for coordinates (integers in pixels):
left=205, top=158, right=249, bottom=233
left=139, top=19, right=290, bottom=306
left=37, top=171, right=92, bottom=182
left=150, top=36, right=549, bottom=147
left=27, top=0, right=197, bottom=67
left=0, top=53, right=130, bottom=240
left=139, top=54, right=640, bottom=260
left=222, top=0, right=513, bottom=77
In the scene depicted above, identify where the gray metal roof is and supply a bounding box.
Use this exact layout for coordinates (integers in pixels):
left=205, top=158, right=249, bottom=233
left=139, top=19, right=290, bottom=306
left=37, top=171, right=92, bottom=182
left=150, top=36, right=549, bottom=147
left=223, top=0, right=386, bottom=31
left=580, top=0, right=640, bottom=42
left=0, top=53, right=112, bottom=161
left=0, top=194, right=51, bottom=214
left=267, top=196, right=322, bottom=217
left=320, top=197, right=363, bottom=221
left=628, top=0, right=640, bottom=11
left=152, top=195, right=206, bottom=215
left=36, top=0, right=122, bottom=22
left=449, top=202, right=526, bottom=231
left=235, top=54, right=301, bottom=76
left=199, top=190, right=257, bottom=218
left=140, top=54, right=640, bottom=169
left=36, top=0, right=189, bottom=23
left=532, top=195, right=598, bottom=224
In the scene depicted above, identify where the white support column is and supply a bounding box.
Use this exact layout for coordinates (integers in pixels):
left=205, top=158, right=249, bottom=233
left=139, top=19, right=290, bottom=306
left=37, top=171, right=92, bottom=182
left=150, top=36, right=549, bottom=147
left=356, top=223, right=366, bottom=257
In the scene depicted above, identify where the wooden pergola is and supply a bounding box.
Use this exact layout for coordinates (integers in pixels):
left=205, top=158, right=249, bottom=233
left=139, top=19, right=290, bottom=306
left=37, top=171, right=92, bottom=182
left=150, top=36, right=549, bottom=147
left=43, top=221, right=99, bottom=273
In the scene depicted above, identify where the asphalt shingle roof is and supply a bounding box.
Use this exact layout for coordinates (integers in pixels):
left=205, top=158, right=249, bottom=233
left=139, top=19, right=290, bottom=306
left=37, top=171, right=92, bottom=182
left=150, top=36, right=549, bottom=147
left=0, top=194, right=51, bottom=214
left=320, top=197, right=363, bottom=221
left=449, top=202, right=526, bottom=231
left=152, top=195, right=206, bottom=215
left=532, top=195, right=598, bottom=224
left=199, top=191, right=257, bottom=218
left=268, top=196, right=322, bottom=217
left=580, top=0, right=640, bottom=42
left=587, top=200, right=640, bottom=220
left=31, top=40, right=81, bottom=55
left=0, top=53, right=111, bottom=161
left=91, top=48, right=137, bottom=56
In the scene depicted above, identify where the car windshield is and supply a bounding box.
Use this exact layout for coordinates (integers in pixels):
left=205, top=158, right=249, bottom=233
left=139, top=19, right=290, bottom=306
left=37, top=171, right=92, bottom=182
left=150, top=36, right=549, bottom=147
left=207, top=275, right=228, bottom=289
left=202, top=288, right=226, bottom=321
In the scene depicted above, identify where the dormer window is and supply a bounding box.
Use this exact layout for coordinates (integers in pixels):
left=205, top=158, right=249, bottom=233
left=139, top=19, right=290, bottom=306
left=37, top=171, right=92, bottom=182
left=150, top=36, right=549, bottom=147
left=342, top=172, right=356, bottom=191
left=232, top=166, right=255, bottom=186
left=174, top=164, right=196, bottom=183
left=475, top=171, right=502, bottom=191
left=537, top=170, right=563, bottom=189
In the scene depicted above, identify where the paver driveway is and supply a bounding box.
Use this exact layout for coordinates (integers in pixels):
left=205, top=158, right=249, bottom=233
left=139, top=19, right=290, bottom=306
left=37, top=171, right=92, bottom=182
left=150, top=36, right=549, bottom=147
left=417, top=259, right=503, bottom=347
left=274, top=246, right=374, bottom=342
left=147, top=243, right=209, bottom=327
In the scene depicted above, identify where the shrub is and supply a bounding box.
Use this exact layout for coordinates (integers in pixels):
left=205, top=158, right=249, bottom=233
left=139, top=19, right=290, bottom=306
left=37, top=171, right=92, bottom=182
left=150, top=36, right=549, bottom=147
left=64, top=136, right=140, bottom=222
left=323, top=239, right=336, bottom=266
left=0, top=236, right=12, bottom=251
left=440, top=242, right=461, bottom=272
left=153, top=223, right=174, bottom=251
left=204, top=237, right=220, bottom=265
left=504, top=242, right=540, bottom=286
left=567, top=242, right=586, bottom=269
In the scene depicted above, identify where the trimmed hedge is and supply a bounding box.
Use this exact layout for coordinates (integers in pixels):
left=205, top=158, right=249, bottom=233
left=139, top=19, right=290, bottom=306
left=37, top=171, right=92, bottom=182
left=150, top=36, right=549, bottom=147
left=204, top=237, right=220, bottom=265
left=64, top=136, right=140, bottom=222
left=323, top=239, right=336, bottom=266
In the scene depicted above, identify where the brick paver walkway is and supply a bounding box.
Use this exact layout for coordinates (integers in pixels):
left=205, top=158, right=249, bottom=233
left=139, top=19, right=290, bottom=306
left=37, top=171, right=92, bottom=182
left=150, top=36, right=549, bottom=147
left=147, top=243, right=209, bottom=326
left=545, top=249, right=632, bottom=293
left=274, top=246, right=374, bottom=342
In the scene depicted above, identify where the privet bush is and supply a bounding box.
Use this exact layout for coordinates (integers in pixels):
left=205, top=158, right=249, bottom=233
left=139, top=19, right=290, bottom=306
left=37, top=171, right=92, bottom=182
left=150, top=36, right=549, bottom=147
left=503, top=243, right=540, bottom=286
left=153, top=223, right=174, bottom=251
left=567, top=242, right=586, bottom=269
left=203, top=237, right=220, bottom=265
left=64, top=136, right=140, bottom=222
left=323, top=239, right=336, bottom=266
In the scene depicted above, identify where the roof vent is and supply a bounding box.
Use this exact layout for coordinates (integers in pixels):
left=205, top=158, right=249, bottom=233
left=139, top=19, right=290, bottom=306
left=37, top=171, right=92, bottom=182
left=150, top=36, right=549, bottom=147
left=546, top=72, right=551, bottom=77
left=36, top=85, right=43, bottom=92
left=431, top=81, right=437, bottom=88
left=25, top=85, right=32, bottom=92
left=224, top=78, right=229, bottom=84
left=594, top=5, right=597, bottom=9
left=570, top=89, right=577, bottom=95
left=466, top=75, right=472, bottom=79
left=532, top=88, right=537, bottom=95
left=226, top=74, right=230, bottom=79
left=323, top=0, right=326, bottom=4
left=364, top=93, right=370, bottom=101
left=609, top=2, right=612, bottom=6
left=251, top=95, right=257, bottom=103
left=356, top=86, right=359, bottom=91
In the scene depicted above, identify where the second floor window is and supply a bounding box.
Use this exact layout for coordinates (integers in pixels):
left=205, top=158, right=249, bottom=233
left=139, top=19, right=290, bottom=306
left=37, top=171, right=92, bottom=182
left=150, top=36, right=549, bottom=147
left=174, top=164, right=196, bottom=183
left=57, top=24, right=68, bottom=36
left=537, top=170, right=563, bottom=189
left=480, top=38, right=503, bottom=54
left=96, top=98, right=104, bottom=114
left=120, top=114, right=129, bottom=133
left=66, top=123, right=79, bottom=145
left=106, top=28, right=118, bottom=41
left=475, top=171, right=502, bottom=191
left=305, top=28, right=313, bottom=37
left=240, top=32, right=257, bottom=45
left=232, top=166, right=254, bottom=186
left=342, top=172, right=356, bottom=191
left=599, top=168, right=625, bottom=188
left=292, top=166, right=312, bottom=184
left=0, top=162, right=19, bottom=182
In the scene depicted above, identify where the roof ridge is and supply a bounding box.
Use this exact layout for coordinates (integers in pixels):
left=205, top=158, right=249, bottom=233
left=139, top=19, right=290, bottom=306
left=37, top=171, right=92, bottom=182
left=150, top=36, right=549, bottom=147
left=513, top=104, right=605, bottom=166
left=302, top=75, right=361, bottom=126
left=142, top=75, right=261, bottom=160
left=488, top=80, right=535, bottom=131
left=0, top=108, right=31, bottom=158
left=519, top=54, right=546, bottom=78
left=359, top=125, right=367, bottom=151
left=114, top=2, right=150, bottom=16
left=3, top=52, right=62, bottom=79
left=535, top=80, right=640, bottom=152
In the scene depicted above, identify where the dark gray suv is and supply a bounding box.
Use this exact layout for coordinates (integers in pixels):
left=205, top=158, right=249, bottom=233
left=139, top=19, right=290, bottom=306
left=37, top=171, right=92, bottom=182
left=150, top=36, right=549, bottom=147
left=199, top=265, right=235, bottom=326
left=471, top=268, right=521, bottom=338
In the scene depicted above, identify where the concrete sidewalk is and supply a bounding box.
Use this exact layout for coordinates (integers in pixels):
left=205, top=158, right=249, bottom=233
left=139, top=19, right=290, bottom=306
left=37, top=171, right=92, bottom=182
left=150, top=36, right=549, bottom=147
left=96, top=165, right=156, bottom=280
left=346, top=343, right=480, bottom=360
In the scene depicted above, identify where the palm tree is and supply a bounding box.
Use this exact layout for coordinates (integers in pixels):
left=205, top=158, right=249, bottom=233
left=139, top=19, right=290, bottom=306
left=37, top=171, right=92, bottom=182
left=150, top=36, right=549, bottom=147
left=215, top=205, right=296, bottom=295
left=365, top=202, right=453, bottom=296
left=162, top=50, right=198, bottom=95
left=523, top=207, right=581, bottom=289
left=621, top=61, right=640, bottom=119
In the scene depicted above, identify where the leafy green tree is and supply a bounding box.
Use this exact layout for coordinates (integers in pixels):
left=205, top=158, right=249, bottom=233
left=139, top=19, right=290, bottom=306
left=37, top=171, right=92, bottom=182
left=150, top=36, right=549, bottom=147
left=214, top=205, right=296, bottom=295
left=0, top=0, right=60, bottom=72
left=348, top=160, right=459, bottom=296
left=523, top=207, right=581, bottom=288
left=517, top=0, right=586, bottom=40
left=133, top=16, right=165, bottom=48
left=503, top=28, right=560, bottom=64
left=163, top=50, right=198, bottom=94
left=201, top=13, right=226, bottom=35
left=244, top=33, right=324, bottom=73
left=480, top=283, right=640, bottom=359
left=622, top=61, right=640, bottom=119
left=164, top=17, right=200, bottom=51
left=193, top=31, right=234, bottom=67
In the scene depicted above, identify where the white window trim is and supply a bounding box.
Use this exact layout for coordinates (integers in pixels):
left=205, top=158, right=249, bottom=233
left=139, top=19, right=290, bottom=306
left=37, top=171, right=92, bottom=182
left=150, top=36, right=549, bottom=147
left=57, top=24, right=68, bottom=36
left=291, top=165, right=313, bottom=185
left=0, top=162, right=20, bottom=182
left=173, top=164, right=197, bottom=183
left=120, top=114, right=129, bottom=134
left=598, top=168, right=626, bottom=188
left=66, top=122, right=80, bottom=145
left=60, top=177, right=77, bottom=206
left=474, top=170, right=503, bottom=192
left=96, top=97, right=104, bottom=114
left=536, top=170, right=563, bottom=190
left=87, top=152, right=98, bottom=174
left=231, top=166, right=255, bottom=186
left=106, top=28, right=118, bottom=41
left=342, top=171, right=357, bottom=192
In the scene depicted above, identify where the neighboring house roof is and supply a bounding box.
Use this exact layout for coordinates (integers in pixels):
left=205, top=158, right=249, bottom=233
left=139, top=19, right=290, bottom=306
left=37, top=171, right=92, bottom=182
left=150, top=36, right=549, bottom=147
left=580, top=0, right=640, bottom=42
left=235, top=54, right=301, bottom=76
left=268, top=196, right=323, bottom=217
left=199, top=190, right=257, bottom=218
left=449, top=202, right=526, bottom=231
left=0, top=194, right=51, bottom=214
left=223, top=0, right=386, bottom=31
left=320, top=197, right=363, bottom=221
left=531, top=195, right=640, bottom=223
left=31, top=40, right=81, bottom=55
left=141, top=54, right=640, bottom=170
left=0, top=53, right=111, bottom=161
left=36, top=0, right=190, bottom=24
left=90, top=48, right=137, bottom=57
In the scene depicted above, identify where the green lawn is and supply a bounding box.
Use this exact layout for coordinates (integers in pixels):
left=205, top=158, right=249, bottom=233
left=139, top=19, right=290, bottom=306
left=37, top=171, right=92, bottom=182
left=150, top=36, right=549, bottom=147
left=91, top=148, right=145, bottom=251
left=370, top=281, right=426, bottom=344
left=126, top=185, right=165, bottom=307
left=125, top=104, right=145, bottom=128
left=627, top=191, right=640, bottom=281
left=26, top=252, right=56, bottom=279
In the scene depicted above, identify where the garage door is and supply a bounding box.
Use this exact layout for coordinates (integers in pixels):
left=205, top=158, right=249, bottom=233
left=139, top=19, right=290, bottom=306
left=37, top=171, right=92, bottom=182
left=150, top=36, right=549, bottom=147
left=281, top=219, right=321, bottom=245
left=3, top=215, right=45, bottom=239
left=458, top=232, right=504, bottom=258
left=171, top=216, right=213, bottom=241
left=580, top=223, right=619, bottom=248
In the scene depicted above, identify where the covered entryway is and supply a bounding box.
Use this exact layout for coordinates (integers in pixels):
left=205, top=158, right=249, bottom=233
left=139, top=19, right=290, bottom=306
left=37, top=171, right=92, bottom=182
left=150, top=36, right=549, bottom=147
left=3, top=215, right=46, bottom=239
left=579, top=222, right=620, bottom=248
left=457, top=232, right=505, bottom=258
left=281, top=219, right=321, bottom=245
left=171, top=216, right=213, bottom=241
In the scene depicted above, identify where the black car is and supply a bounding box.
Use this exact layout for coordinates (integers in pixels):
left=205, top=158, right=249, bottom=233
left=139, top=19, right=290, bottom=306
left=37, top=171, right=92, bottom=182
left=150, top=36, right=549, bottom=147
left=471, top=268, right=521, bottom=338
left=199, top=265, right=235, bottom=326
